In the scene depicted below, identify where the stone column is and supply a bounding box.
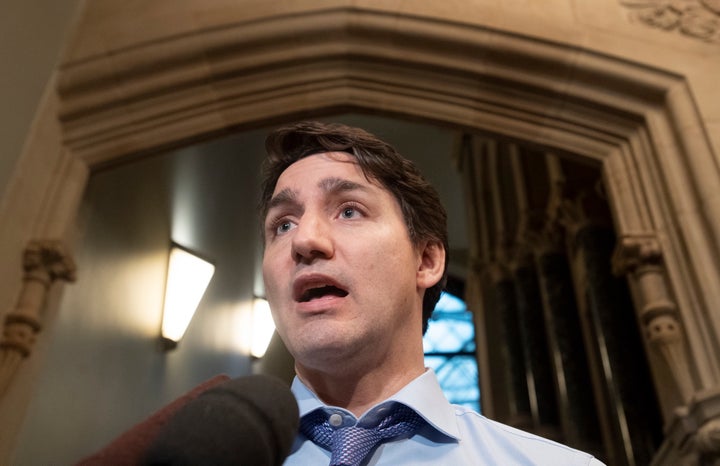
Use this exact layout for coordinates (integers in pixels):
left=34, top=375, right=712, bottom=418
left=512, top=259, right=560, bottom=436
left=487, top=263, right=533, bottom=428
left=612, top=234, right=695, bottom=405
left=0, top=240, right=76, bottom=398
left=534, top=242, right=602, bottom=453
left=612, top=234, right=720, bottom=465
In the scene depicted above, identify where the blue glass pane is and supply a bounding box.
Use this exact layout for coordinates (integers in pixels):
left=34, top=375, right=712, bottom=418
left=423, top=294, right=475, bottom=353
left=423, top=313, right=475, bottom=353
left=434, top=292, right=467, bottom=312
left=432, top=356, right=480, bottom=408
left=423, top=292, right=481, bottom=413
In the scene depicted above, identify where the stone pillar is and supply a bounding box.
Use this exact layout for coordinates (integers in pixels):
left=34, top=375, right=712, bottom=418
left=513, top=259, right=560, bottom=436
left=0, top=240, right=76, bottom=398
left=612, top=234, right=720, bottom=465
left=535, top=244, right=602, bottom=454
left=612, top=234, right=695, bottom=405
left=487, top=264, right=533, bottom=428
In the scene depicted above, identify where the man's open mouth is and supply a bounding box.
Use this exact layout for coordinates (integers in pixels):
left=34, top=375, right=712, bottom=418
left=299, top=285, right=349, bottom=302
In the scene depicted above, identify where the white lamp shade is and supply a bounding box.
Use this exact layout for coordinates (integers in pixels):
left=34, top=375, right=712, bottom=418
left=251, top=298, right=276, bottom=358
left=161, top=246, right=215, bottom=345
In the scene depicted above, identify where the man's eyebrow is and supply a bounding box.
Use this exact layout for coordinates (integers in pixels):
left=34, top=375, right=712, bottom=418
left=267, top=188, right=298, bottom=212
left=318, top=177, right=370, bottom=195
left=266, top=177, right=370, bottom=214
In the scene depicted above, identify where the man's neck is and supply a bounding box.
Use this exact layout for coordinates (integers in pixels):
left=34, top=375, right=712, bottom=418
left=296, top=354, right=426, bottom=417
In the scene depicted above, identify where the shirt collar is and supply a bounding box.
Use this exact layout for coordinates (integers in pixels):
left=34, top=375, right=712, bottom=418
left=290, top=368, right=461, bottom=440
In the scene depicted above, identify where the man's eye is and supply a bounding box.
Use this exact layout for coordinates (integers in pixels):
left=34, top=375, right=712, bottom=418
left=340, top=207, right=359, bottom=219
left=276, top=220, right=294, bottom=234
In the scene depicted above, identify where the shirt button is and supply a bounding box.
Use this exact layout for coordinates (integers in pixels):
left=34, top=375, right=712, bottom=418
left=329, top=413, right=343, bottom=427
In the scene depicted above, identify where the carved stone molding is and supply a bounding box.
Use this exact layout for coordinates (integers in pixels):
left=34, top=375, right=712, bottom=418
left=22, top=240, right=77, bottom=282
left=659, top=390, right=720, bottom=465
left=620, top=0, right=720, bottom=43
left=612, top=234, right=695, bottom=403
left=696, top=417, right=720, bottom=462
left=612, top=233, right=663, bottom=273
left=0, top=240, right=76, bottom=398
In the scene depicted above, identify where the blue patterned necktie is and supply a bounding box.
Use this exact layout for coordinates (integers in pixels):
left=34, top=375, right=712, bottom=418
left=300, top=404, right=424, bottom=466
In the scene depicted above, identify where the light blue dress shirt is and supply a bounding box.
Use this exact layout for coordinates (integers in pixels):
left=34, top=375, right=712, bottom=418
left=284, top=369, right=605, bottom=465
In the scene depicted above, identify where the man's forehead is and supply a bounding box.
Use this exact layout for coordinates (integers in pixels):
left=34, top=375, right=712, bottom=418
left=272, top=151, right=374, bottom=192
left=281, top=151, right=356, bottom=173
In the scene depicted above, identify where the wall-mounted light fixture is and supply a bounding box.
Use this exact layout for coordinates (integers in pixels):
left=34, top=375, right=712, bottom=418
left=251, top=297, right=276, bottom=358
left=160, top=244, right=215, bottom=350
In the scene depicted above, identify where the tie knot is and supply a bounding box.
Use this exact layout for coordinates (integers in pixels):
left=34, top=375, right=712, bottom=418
left=300, top=404, right=424, bottom=466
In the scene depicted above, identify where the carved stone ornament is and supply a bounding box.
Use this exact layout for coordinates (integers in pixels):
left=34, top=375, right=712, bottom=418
left=613, top=234, right=696, bottom=401
left=665, top=391, right=720, bottom=466
left=612, top=233, right=663, bottom=275
left=23, top=240, right=77, bottom=282
left=696, top=417, right=720, bottom=461
left=0, top=240, right=76, bottom=398
left=620, top=0, right=720, bottom=42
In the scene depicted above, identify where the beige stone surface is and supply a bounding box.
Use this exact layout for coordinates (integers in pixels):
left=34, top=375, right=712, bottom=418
left=58, top=1, right=720, bottom=160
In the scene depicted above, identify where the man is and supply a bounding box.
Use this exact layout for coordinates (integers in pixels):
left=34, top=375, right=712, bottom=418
left=260, top=121, right=605, bottom=465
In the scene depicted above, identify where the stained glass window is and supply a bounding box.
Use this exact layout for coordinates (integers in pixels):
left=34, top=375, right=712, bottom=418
left=423, top=291, right=481, bottom=412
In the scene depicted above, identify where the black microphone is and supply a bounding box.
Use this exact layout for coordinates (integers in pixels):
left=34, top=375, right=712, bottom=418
left=142, top=374, right=299, bottom=466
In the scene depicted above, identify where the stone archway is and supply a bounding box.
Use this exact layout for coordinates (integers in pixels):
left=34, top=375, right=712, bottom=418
left=1, top=4, right=719, bottom=464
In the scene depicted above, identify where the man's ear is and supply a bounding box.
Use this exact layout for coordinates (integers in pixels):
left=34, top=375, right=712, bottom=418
left=417, top=240, right=445, bottom=289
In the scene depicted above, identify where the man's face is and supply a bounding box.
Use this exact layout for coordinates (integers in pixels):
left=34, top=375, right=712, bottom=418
left=262, top=152, right=427, bottom=372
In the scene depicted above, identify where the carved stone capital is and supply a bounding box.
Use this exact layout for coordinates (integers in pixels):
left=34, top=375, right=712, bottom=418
left=1, top=239, right=77, bottom=399
left=661, top=391, right=720, bottom=465
left=23, top=239, right=77, bottom=282
left=612, top=233, right=663, bottom=276
left=696, top=417, right=720, bottom=460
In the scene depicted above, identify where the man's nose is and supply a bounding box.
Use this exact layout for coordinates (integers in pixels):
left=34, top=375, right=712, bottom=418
left=291, top=214, right=334, bottom=263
